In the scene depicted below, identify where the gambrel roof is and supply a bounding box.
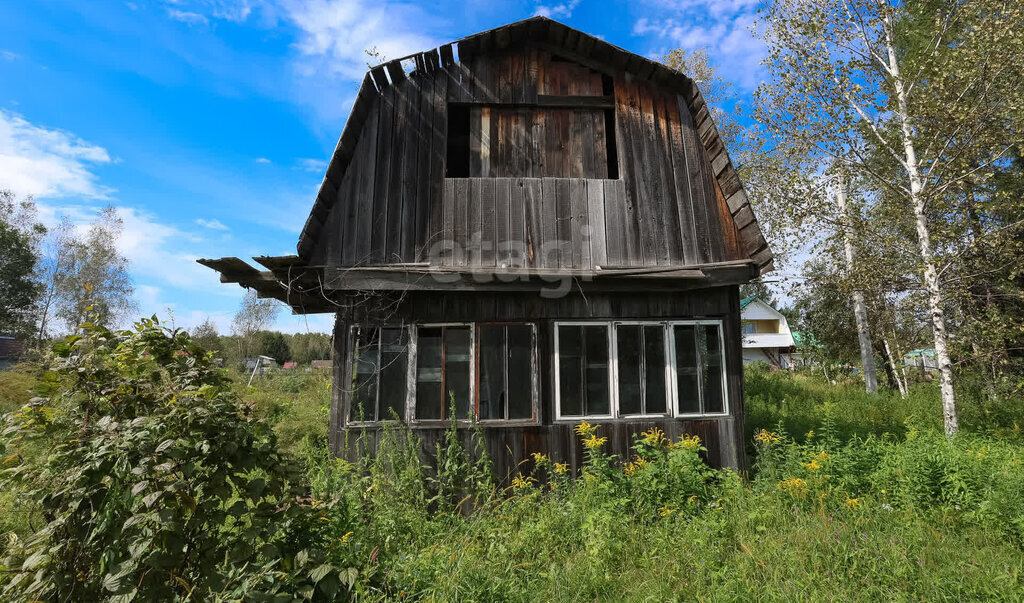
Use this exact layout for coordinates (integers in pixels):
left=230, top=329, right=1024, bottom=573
left=296, top=16, right=771, bottom=271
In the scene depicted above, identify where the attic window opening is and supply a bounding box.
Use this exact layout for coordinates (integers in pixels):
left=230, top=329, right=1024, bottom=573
left=445, top=102, right=619, bottom=179
left=446, top=105, right=472, bottom=177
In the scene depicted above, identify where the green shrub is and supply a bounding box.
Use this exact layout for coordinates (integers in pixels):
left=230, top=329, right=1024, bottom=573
left=0, top=316, right=351, bottom=601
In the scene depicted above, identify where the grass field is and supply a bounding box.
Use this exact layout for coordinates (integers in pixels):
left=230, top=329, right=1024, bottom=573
left=2, top=360, right=1022, bottom=600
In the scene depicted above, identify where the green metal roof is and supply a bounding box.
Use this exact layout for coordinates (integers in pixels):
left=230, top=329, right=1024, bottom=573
left=740, top=296, right=757, bottom=310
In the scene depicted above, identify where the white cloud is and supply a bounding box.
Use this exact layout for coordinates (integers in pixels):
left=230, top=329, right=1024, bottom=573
left=534, top=0, right=580, bottom=19
left=295, top=158, right=327, bottom=172
left=1, top=50, right=19, bottom=61
left=255, top=157, right=271, bottom=164
left=166, top=9, right=209, bottom=25
left=633, top=2, right=766, bottom=89
left=195, top=217, right=230, bottom=230
left=0, top=109, right=114, bottom=199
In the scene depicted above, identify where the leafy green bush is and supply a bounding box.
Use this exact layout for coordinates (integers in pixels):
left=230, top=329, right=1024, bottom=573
left=0, top=316, right=351, bottom=601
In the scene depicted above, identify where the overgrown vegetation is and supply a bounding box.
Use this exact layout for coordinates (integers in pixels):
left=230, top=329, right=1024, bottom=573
left=2, top=323, right=1023, bottom=600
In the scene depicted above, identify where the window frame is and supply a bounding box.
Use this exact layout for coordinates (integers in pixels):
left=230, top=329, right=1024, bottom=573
left=611, top=320, right=674, bottom=419
left=553, top=319, right=729, bottom=421
left=474, top=322, right=540, bottom=424
left=409, top=322, right=476, bottom=425
left=668, top=320, right=730, bottom=418
left=553, top=322, right=616, bottom=422
left=345, top=324, right=414, bottom=425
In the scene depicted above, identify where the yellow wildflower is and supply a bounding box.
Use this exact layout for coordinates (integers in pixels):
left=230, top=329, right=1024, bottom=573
left=511, top=473, right=533, bottom=489
left=658, top=506, right=675, bottom=517
left=689, top=494, right=698, bottom=503
left=531, top=452, right=548, bottom=465
left=806, top=429, right=814, bottom=439
left=582, top=471, right=597, bottom=484
left=677, top=434, right=701, bottom=451
left=754, top=429, right=781, bottom=445
left=553, top=462, right=569, bottom=474
left=778, top=477, right=808, bottom=498
left=623, top=457, right=650, bottom=476
left=640, top=427, right=667, bottom=448
left=549, top=481, right=558, bottom=491
left=801, top=459, right=823, bottom=472
left=341, top=531, right=354, bottom=543
left=574, top=421, right=597, bottom=438
left=845, top=497, right=860, bottom=510
left=583, top=435, right=607, bottom=450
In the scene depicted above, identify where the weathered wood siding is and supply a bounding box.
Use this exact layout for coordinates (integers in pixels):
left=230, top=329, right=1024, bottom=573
left=308, top=47, right=748, bottom=270
left=328, top=286, right=747, bottom=475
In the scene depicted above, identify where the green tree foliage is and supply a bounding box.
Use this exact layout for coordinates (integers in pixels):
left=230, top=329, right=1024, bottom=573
left=0, top=191, right=44, bottom=338
left=188, top=317, right=221, bottom=354
left=288, top=332, right=332, bottom=364
left=36, top=208, right=136, bottom=337
left=259, top=330, right=292, bottom=364
left=0, top=316, right=345, bottom=600
left=231, top=289, right=279, bottom=361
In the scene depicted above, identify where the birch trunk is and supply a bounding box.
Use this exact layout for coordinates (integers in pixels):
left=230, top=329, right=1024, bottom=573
left=835, top=170, right=878, bottom=394
left=883, top=336, right=908, bottom=398
left=883, top=14, right=959, bottom=434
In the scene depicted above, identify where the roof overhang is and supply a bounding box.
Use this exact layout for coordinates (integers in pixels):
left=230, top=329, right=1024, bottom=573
left=198, top=255, right=760, bottom=314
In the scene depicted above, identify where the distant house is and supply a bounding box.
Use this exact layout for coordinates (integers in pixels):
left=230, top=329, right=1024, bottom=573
left=0, top=335, right=24, bottom=370
left=904, top=348, right=938, bottom=371
left=283, top=361, right=298, bottom=370
left=740, top=297, right=796, bottom=369
left=244, top=356, right=278, bottom=375
left=789, top=331, right=819, bottom=367
left=310, top=360, right=332, bottom=373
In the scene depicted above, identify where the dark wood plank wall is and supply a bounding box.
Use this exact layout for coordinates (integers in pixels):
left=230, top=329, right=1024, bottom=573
left=309, top=47, right=748, bottom=270
left=328, top=286, right=747, bottom=475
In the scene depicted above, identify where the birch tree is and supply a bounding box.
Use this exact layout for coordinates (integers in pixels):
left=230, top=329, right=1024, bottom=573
left=756, top=0, right=1024, bottom=434
left=834, top=170, right=879, bottom=393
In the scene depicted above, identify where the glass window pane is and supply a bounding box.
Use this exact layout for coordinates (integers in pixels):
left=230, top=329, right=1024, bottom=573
left=673, top=325, right=700, bottom=414
left=644, top=325, right=667, bottom=414
left=583, top=325, right=610, bottom=416
left=478, top=325, right=506, bottom=420
left=699, top=325, right=725, bottom=414
left=415, top=327, right=443, bottom=419
left=445, top=327, right=472, bottom=419
left=350, top=327, right=379, bottom=421
left=378, top=327, right=408, bottom=420
left=616, top=325, right=642, bottom=415
left=558, top=325, right=584, bottom=416
left=507, top=325, right=534, bottom=420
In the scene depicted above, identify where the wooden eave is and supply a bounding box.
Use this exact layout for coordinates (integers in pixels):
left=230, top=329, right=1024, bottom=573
left=197, top=256, right=760, bottom=314
left=294, top=16, right=774, bottom=275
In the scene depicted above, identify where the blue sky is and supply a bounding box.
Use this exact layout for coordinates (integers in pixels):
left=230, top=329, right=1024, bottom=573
left=0, top=0, right=765, bottom=335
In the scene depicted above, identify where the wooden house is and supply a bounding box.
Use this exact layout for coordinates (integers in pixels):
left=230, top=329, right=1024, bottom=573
left=199, top=17, right=774, bottom=475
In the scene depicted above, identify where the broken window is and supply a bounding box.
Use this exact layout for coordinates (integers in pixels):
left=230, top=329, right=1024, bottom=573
left=673, top=323, right=726, bottom=415
left=478, top=323, right=535, bottom=421
left=349, top=326, right=409, bottom=422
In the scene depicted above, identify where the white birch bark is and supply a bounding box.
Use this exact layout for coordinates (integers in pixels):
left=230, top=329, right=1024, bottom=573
left=883, top=336, right=907, bottom=398
left=835, top=169, right=878, bottom=394
left=882, top=13, right=959, bottom=434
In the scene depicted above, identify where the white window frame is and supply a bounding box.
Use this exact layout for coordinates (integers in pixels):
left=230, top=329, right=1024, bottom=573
left=668, top=320, right=730, bottom=418
left=475, top=322, right=540, bottom=425
left=612, top=321, right=674, bottom=419
left=553, top=322, right=616, bottom=421
left=553, top=319, right=729, bottom=421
